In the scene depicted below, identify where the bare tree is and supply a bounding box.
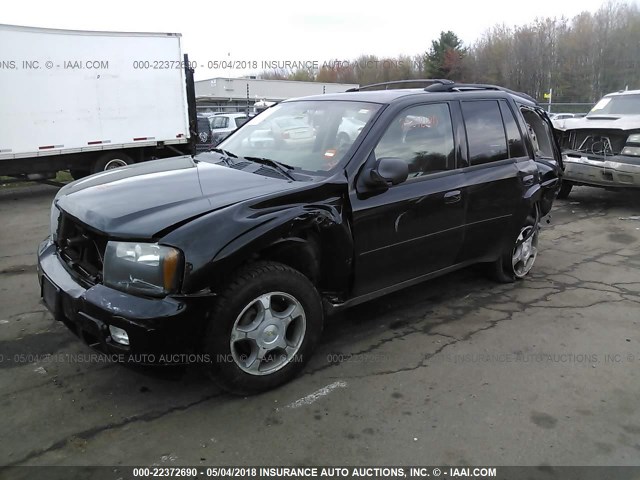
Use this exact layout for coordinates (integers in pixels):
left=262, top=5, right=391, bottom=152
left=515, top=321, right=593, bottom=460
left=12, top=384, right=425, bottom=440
left=253, top=1, right=640, bottom=104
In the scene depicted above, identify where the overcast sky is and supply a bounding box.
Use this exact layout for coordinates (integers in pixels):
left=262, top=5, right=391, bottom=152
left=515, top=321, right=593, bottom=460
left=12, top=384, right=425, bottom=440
left=3, top=0, right=623, bottom=80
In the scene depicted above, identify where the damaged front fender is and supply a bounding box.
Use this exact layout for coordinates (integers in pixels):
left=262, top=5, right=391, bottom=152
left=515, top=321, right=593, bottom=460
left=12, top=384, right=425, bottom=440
left=161, top=183, right=354, bottom=297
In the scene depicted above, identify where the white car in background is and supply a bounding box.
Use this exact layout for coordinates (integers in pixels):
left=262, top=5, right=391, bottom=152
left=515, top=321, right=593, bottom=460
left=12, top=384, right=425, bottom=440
left=549, top=112, right=577, bottom=121
left=209, top=113, right=250, bottom=145
left=248, top=116, right=315, bottom=148
left=337, top=116, right=366, bottom=149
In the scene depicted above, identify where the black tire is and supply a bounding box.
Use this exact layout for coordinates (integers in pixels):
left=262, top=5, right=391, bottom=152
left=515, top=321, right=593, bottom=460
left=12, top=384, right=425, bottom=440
left=203, top=261, right=323, bottom=395
left=69, top=169, right=90, bottom=180
left=556, top=180, right=573, bottom=199
left=490, top=212, right=540, bottom=283
left=92, top=152, right=133, bottom=174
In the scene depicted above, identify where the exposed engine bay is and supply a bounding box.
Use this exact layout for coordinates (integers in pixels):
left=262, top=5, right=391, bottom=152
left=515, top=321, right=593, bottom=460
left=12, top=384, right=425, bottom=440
left=560, top=130, right=629, bottom=157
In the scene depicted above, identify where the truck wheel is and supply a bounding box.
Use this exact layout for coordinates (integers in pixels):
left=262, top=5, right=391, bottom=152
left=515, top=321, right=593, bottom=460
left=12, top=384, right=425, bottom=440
left=490, top=213, right=539, bottom=283
left=92, top=152, right=132, bottom=174
left=203, top=261, right=323, bottom=395
left=556, top=180, right=573, bottom=199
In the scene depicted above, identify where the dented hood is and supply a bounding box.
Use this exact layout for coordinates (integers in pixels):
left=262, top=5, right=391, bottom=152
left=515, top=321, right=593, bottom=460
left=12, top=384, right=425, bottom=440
left=54, top=155, right=300, bottom=238
left=554, top=114, right=640, bottom=132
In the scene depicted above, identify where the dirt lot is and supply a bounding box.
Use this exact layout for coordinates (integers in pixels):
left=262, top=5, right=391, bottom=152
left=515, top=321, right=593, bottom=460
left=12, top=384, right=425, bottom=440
left=1, top=184, right=640, bottom=468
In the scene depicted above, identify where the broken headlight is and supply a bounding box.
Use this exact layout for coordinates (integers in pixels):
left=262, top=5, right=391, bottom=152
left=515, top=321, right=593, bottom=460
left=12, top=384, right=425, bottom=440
left=50, top=202, right=60, bottom=242
left=622, top=134, right=640, bottom=156
left=103, top=241, right=182, bottom=297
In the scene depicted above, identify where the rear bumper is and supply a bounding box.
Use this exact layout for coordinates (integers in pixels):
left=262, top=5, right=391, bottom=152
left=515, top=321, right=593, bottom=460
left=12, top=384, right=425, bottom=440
left=37, top=237, right=208, bottom=362
left=562, top=154, right=640, bottom=188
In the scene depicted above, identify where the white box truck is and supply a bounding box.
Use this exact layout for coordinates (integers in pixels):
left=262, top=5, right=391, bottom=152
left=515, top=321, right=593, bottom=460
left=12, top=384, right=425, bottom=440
left=0, top=24, right=196, bottom=181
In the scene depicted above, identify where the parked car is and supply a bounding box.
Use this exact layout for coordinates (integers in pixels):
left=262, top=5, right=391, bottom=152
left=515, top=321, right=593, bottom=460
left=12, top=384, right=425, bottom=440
left=337, top=116, right=365, bottom=149
left=555, top=90, right=640, bottom=198
left=246, top=115, right=315, bottom=150
left=549, top=112, right=577, bottom=121
left=209, top=113, right=250, bottom=145
left=38, top=81, right=561, bottom=394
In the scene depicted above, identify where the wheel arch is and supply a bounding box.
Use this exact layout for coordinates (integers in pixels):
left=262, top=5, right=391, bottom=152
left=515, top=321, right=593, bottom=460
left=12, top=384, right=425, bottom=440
left=198, top=206, right=353, bottom=298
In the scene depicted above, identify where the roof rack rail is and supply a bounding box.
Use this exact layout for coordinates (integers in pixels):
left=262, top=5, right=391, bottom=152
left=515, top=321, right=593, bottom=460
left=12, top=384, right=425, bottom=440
left=424, top=82, right=537, bottom=103
left=346, top=79, right=454, bottom=92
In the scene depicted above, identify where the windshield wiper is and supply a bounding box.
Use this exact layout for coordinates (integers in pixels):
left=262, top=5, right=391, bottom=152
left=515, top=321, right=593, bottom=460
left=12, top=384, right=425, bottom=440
left=210, top=148, right=238, bottom=167
left=243, top=156, right=296, bottom=181
left=210, top=148, right=238, bottom=158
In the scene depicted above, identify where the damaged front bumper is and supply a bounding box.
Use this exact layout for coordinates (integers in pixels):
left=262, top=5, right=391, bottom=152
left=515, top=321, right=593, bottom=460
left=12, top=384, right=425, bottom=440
left=562, top=152, right=640, bottom=188
left=37, top=237, right=208, bottom=362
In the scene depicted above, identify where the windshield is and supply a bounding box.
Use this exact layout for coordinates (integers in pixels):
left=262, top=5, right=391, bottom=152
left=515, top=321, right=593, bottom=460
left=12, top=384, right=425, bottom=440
left=589, top=94, right=640, bottom=115
left=216, top=100, right=381, bottom=173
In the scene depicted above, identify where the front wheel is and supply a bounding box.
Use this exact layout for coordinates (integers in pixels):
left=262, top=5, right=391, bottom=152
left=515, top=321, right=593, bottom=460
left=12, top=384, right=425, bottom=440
left=490, top=213, right=539, bottom=283
left=203, top=261, right=323, bottom=395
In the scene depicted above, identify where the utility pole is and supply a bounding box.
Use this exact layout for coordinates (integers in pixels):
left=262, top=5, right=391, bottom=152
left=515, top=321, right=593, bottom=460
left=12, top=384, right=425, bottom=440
left=543, top=88, right=553, bottom=113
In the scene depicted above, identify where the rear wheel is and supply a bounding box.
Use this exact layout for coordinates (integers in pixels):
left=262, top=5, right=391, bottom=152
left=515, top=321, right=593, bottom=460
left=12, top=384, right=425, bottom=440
left=490, top=213, right=539, bottom=283
left=92, top=152, right=133, bottom=174
left=556, top=180, right=573, bottom=199
left=203, top=261, right=323, bottom=395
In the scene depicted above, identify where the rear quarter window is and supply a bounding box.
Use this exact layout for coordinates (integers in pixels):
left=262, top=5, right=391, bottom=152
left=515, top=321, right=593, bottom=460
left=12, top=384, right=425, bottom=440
left=520, top=108, right=555, bottom=159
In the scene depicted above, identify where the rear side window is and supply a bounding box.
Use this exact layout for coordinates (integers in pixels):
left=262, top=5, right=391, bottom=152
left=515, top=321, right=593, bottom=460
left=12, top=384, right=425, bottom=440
left=234, top=117, right=248, bottom=128
left=461, top=100, right=508, bottom=165
left=374, top=103, right=455, bottom=179
left=520, top=108, right=555, bottom=159
left=499, top=101, right=527, bottom=158
left=212, top=116, right=229, bottom=129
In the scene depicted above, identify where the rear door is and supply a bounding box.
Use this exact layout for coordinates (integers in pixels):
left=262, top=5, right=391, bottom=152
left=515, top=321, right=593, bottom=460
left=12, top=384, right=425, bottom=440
left=457, top=99, right=535, bottom=262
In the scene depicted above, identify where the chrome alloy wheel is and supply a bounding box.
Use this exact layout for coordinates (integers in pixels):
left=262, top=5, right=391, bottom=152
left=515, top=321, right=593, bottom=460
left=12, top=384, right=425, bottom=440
left=103, top=158, right=128, bottom=170
left=512, top=223, right=539, bottom=278
left=230, top=292, right=306, bottom=375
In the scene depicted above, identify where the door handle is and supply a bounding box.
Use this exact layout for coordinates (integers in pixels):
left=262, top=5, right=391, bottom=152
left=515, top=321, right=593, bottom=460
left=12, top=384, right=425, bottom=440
left=444, top=190, right=461, bottom=204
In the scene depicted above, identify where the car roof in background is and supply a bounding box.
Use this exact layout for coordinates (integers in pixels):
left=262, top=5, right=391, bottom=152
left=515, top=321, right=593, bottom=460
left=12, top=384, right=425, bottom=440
left=210, top=112, right=248, bottom=117
left=605, top=89, right=640, bottom=97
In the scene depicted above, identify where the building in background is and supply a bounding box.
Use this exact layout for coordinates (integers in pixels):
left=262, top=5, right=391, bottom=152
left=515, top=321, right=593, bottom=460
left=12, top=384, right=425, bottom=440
left=195, top=77, right=359, bottom=114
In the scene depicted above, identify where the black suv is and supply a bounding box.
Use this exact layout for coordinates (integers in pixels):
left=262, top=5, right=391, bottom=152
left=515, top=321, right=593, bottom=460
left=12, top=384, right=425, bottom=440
left=38, top=80, right=562, bottom=394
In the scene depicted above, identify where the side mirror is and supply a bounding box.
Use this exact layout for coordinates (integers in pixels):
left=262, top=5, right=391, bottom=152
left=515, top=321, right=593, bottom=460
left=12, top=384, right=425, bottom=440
left=365, top=157, right=408, bottom=189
